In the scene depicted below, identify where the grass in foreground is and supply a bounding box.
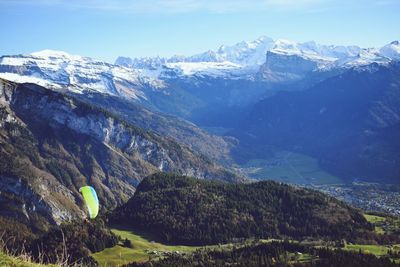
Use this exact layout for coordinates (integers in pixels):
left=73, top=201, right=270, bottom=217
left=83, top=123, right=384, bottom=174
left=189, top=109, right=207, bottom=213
left=0, top=251, right=57, bottom=267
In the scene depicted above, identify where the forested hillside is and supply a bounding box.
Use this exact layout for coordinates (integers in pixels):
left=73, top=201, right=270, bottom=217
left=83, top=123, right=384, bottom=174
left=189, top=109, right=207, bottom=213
left=112, top=173, right=378, bottom=245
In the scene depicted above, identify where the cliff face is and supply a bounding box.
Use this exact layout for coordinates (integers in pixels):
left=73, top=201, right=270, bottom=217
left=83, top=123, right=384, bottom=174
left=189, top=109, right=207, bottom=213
left=258, top=51, right=321, bottom=82
left=0, top=79, right=238, bottom=231
left=71, top=92, right=236, bottom=166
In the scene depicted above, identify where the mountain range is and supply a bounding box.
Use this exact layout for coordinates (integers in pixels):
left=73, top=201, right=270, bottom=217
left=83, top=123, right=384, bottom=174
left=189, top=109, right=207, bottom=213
left=1, top=37, right=399, bottom=99
left=116, top=37, right=400, bottom=80
left=1, top=37, right=399, bottom=123
left=0, top=35, right=400, bottom=238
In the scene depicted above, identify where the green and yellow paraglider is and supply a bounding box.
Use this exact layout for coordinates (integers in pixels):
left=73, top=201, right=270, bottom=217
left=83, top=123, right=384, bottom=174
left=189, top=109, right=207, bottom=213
left=79, top=186, right=99, bottom=219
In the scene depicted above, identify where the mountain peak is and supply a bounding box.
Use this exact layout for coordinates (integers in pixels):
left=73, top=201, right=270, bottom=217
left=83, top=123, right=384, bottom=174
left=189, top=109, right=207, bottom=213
left=379, top=41, right=400, bottom=60
left=256, top=35, right=273, bottom=42
left=30, top=49, right=86, bottom=61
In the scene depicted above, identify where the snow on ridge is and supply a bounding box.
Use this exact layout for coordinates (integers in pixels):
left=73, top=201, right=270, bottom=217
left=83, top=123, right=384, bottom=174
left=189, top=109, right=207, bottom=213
left=115, top=36, right=276, bottom=78
left=270, top=39, right=360, bottom=63
left=30, top=49, right=87, bottom=61
left=380, top=41, right=400, bottom=60
left=116, top=37, right=400, bottom=79
left=0, top=49, right=166, bottom=101
left=165, top=61, right=244, bottom=77
left=0, top=56, right=32, bottom=66
left=117, top=36, right=275, bottom=70
left=1, top=38, right=399, bottom=92
left=0, top=72, right=62, bottom=89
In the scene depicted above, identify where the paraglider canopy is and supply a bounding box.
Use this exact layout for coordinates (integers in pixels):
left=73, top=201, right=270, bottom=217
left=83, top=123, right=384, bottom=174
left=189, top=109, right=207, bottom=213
left=79, top=186, right=99, bottom=219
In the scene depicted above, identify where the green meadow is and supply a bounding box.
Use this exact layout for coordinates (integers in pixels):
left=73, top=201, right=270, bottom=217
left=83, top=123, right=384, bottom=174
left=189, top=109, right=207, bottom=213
left=92, top=226, right=203, bottom=267
left=93, top=226, right=276, bottom=266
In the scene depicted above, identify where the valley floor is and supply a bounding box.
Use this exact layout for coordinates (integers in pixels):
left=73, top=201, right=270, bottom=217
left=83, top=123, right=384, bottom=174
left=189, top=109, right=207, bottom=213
left=235, top=151, right=343, bottom=184
left=233, top=150, right=400, bottom=216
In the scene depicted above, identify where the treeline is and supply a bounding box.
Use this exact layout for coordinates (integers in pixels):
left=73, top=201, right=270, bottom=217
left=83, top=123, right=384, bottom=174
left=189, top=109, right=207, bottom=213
left=112, top=173, right=380, bottom=245
left=0, top=218, right=117, bottom=266
left=124, top=241, right=397, bottom=267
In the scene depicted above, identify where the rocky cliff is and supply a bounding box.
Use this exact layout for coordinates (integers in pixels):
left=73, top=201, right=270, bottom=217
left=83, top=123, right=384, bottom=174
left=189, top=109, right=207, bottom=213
left=0, top=78, right=239, bottom=232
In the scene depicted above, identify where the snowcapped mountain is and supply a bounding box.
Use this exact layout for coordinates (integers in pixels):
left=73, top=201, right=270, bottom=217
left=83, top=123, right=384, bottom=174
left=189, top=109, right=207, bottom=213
left=0, top=50, right=165, bottom=101
left=192, top=36, right=275, bottom=66
left=268, top=39, right=361, bottom=67
left=255, top=39, right=398, bottom=81
left=380, top=41, right=400, bottom=60
left=115, top=36, right=275, bottom=78
left=116, top=37, right=400, bottom=80
left=0, top=38, right=399, bottom=100
left=116, top=36, right=275, bottom=68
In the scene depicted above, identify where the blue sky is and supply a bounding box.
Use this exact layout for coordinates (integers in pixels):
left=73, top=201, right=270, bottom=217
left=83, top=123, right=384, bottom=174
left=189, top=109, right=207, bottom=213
left=0, top=0, right=399, bottom=63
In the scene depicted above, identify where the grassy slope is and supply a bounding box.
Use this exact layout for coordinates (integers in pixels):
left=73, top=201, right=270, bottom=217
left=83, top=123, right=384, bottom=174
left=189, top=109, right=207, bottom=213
left=92, top=227, right=203, bottom=267
left=93, top=227, right=282, bottom=266
left=0, top=252, right=57, bottom=267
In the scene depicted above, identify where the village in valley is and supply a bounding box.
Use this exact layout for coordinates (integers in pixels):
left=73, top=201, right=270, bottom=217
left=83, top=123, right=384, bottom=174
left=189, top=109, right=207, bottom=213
left=306, top=182, right=400, bottom=216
